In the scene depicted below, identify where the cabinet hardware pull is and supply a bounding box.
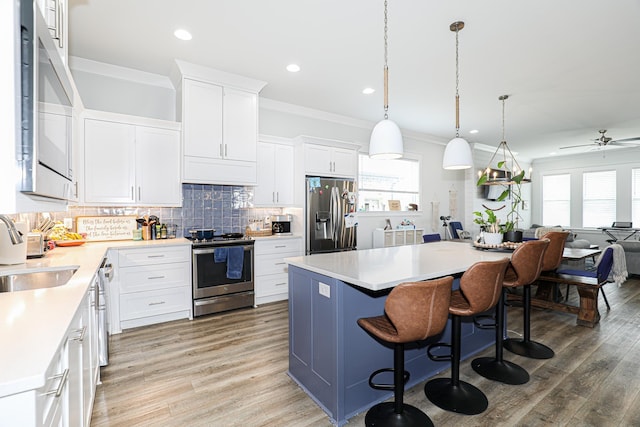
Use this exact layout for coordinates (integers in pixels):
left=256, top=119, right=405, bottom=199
left=273, top=192, right=275, bottom=203
left=275, top=262, right=286, bottom=265
left=275, top=245, right=286, bottom=248
left=138, top=187, right=141, bottom=200
left=220, top=144, right=223, bottom=157
left=276, top=192, right=279, bottom=203
left=131, top=186, right=134, bottom=200
left=225, top=144, right=228, bottom=157
left=57, top=0, right=63, bottom=48
left=147, top=276, right=165, bottom=280
left=147, top=255, right=165, bottom=258
left=275, top=282, right=286, bottom=286
left=43, top=368, right=69, bottom=398
left=149, top=301, right=166, bottom=306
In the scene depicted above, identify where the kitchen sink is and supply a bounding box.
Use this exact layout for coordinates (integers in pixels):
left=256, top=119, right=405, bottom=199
left=0, top=268, right=78, bottom=293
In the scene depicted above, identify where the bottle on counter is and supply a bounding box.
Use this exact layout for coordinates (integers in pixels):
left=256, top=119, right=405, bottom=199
left=155, top=224, right=162, bottom=240
left=160, top=224, right=167, bottom=239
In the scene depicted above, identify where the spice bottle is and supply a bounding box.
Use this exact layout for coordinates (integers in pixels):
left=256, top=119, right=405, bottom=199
left=161, top=224, right=167, bottom=239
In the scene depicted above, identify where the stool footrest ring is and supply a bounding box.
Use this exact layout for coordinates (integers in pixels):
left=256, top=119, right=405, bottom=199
left=368, top=367, right=410, bottom=391
left=427, top=342, right=452, bottom=361
left=473, top=314, right=496, bottom=329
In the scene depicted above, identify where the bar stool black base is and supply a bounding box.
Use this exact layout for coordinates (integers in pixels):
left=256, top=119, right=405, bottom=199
left=503, top=338, right=554, bottom=359
left=365, top=402, right=434, bottom=427
left=471, top=357, right=530, bottom=385
left=424, top=378, right=488, bottom=415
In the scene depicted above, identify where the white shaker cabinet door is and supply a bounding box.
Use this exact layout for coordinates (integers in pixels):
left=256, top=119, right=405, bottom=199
left=223, top=87, right=257, bottom=162
left=135, top=126, right=181, bottom=205
left=254, top=142, right=276, bottom=205
left=84, top=119, right=136, bottom=203
left=304, top=144, right=333, bottom=175
left=183, top=78, right=223, bottom=159
left=273, top=144, right=294, bottom=205
left=331, top=147, right=357, bottom=177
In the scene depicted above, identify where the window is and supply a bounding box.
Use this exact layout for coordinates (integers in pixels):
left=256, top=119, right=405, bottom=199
left=583, top=170, right=616, bottom=228
left=633, top=168, right=640, bottom=226
left=358, top=154, right=420, bottom=211
left=542, top=174, right=570, bottom=226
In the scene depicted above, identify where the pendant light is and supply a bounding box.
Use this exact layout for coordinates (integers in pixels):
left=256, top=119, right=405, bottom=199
left=442, top=21, right=473, bottom=170
left=478, top=95, right=532, bottom=185
left=369, top=0, right=403, bottom=159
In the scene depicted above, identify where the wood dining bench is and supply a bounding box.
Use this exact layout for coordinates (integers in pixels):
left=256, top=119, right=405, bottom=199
left=532, top=272, right=608, bottom=328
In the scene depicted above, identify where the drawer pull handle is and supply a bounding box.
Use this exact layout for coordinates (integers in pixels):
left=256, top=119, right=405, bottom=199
left=275, top=282, right=286, bottom=286
left=147, top=255, right=165, bottom=258
left=43, top=368, right=69, bottom=398
left=275, top=262, right=286, bottom=265
left=148, top=276, right=166, bottom=280
left=70, top=326, right=87, bottom=342
left=149, top=301, right=166, bottom=306
left=274, top=245, right=286, bottom=248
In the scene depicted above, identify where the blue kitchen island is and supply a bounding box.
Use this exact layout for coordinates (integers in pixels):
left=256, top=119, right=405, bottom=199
left=285, top=241, right=512, bottom=426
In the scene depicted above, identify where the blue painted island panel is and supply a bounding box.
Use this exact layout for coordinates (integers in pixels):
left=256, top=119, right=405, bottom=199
left=288, top=265, right=495, bottom=426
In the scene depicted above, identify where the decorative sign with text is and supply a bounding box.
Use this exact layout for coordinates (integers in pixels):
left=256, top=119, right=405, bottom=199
left=76, top=216, right=137, bottom=241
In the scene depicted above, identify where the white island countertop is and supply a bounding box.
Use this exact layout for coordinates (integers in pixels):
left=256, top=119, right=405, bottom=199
left=285, top=241, right=512, bottom=291
left=0, top=238, right=191, bottom=398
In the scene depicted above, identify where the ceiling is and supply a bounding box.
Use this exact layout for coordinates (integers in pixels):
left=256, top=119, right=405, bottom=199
left=67, top=0, right=640, bottom=160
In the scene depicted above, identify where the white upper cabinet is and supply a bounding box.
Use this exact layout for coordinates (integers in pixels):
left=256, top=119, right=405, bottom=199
left=254, top=141, right=295, bottom=206
left=172, top=60, right=266, bottom=186
left=82, top=111, right=181, bottom=206
left=37, top=0, right=68, bottom=64
left=304, top=144, right=358, bottom=178
left=182, top=79, right=223, bottom=159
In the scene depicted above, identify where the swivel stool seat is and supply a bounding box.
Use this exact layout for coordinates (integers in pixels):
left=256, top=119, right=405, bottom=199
left=424, top=258, right=510, bottom=415
left=357, top=277, right=452, bottom=427
left=504, top=231, right=568, bottom=360
left=471, top=239, right=549, bottom=384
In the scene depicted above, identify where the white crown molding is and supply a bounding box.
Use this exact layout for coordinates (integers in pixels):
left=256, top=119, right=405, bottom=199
left=69, top=56, right=174, bottom=89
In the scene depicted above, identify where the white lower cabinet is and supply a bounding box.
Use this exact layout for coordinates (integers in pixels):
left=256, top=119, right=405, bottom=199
left=254, top=237, right=302, bottom=304
left=0, top=288, right=97, bottom=427
left=111, top=245, right=192, bottom=332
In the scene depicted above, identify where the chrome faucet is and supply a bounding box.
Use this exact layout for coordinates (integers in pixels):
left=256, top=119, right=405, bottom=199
left=0, top=215, right=24, bottom=245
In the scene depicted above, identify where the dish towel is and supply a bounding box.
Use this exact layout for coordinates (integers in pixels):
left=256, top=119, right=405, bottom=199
left=214, top=247, right=228, bottom=263
left=226, top=246, right=244, bottom=280
left=595, top=243, right=628, bottom=286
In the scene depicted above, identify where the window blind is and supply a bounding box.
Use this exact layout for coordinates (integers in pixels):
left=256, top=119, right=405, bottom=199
left=583, top=170, right=616, bottom=228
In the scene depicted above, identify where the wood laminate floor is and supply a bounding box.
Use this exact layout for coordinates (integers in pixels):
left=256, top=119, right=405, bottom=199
left=92, top=277, right=640, bottom=427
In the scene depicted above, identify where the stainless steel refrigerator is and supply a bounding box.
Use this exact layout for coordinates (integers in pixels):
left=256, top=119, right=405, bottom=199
left=306, top=176, right=357, bottom=254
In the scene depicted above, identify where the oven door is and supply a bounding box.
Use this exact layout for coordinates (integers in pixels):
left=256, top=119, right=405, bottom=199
left=192, top=245, right=254, bottom=299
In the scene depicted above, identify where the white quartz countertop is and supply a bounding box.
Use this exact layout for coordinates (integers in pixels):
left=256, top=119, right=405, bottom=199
left=0, top=238, right=191, bottom=398
left=285, top=241, right=512, bottom=291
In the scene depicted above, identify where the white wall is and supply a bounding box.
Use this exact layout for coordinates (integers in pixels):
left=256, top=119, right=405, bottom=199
left=67, top=58, right=468, bottom=249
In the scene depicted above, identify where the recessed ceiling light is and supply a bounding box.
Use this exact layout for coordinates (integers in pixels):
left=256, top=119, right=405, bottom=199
left=174, top=29, right=192, bottom=41
left=362, top=88, right=375, bottom=95
left=286, top=64, right=300, bottom=73
left=469, top=129, right=479, bottom=134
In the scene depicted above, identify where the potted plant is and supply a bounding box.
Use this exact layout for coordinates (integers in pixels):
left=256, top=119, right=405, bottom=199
left=472, top=208, right=503, bottom=245
left=476, top=163, right=525, bottom=243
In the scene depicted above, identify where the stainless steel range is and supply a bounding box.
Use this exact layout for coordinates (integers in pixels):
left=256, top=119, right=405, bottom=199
left=189, top=232, right=255, bottom=317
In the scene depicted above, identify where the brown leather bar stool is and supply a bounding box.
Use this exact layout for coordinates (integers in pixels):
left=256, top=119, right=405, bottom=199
left=472, top=239, right=549, bottom=384
left=504, top=232, right=568, bottom=360
left=357, top=277, right=452, bottom=427
left=424, top=258, right=510, bottom=415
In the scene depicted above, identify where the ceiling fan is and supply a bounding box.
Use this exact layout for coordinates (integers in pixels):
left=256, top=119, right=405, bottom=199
left=560, top=129, right=640, bottom=150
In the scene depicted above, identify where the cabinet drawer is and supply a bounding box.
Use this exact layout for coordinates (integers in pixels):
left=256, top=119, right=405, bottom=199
left=255, top=274, right=289, bottom=298
left=120, top=287, right=191, bottom=321
left=119, top=262, right=190, bottom=293
left=255, top=252, right=296, bottom=276
left=254, top=238, right=301, bottom=255
left=118, top=245, right=190, bottom=267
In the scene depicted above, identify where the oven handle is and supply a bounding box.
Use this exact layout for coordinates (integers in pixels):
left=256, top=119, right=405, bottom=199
left=193, top=245, right=253, bottom=255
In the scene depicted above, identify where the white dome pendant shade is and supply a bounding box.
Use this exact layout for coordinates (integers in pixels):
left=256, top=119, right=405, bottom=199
left=369, top=0, right=403, bottom=160
left=442, top=21, right=473, bottom=170
left=370, top=118, right=403, bottom=159
left=443, top=136, right=473, bottom=169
